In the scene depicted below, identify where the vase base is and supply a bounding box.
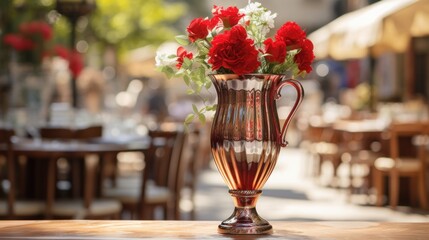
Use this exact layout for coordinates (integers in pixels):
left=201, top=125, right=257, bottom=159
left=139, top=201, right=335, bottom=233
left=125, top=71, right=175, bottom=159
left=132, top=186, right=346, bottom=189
left=218, top=222, right=273, bottom=235
left=217, top=206, right=273, bottom=235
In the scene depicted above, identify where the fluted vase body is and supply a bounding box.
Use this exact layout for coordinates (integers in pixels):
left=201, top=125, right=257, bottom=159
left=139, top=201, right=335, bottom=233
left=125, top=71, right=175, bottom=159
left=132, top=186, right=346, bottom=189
left=209, top=74, right=304, bottom=235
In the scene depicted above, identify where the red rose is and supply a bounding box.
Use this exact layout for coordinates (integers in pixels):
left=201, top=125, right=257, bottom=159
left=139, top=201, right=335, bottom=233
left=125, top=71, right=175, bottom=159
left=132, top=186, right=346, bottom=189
left=3, top=34, right=35, bottom=51
left=294, top=39, right=314, bottom=74
left=208, top=17, right=220, bottom=30
left=20, top=21, right=53, bottom=41
left=54, top=45, right=70, bottom=59
left=275, top=21, right=306, bottom=47
left=176, top=46, right=193, bottom=69
left=69, top=51, right=83, bottom=77
left=263, top=38, right=286, bottom=63
left=208, top=25, right=260, bottom=75
left=187, top=18, right=209, bottom=42
left=212, top=6, right=244, bottom=28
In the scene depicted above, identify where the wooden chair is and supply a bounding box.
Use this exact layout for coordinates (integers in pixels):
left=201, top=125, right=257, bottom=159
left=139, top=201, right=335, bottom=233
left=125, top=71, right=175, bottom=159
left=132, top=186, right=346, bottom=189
left=103, top=126, right=188, bottom=220
left=182, top=125, right=202, bottom=220
left=38, top=125, right=122, bottom=219
left=373, top=122, right=428, bottom=209
left=305, top=120, right=343, bottom=187
left=0, top=128, right=45, bottom=219
left=340, top=130, right=386, bottom=199
left=39, top=125, right=101, bottom=198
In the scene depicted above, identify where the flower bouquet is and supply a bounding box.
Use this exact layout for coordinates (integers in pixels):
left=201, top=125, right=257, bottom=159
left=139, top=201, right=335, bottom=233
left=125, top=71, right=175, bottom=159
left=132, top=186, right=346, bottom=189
left=156, top=1, right=314, bottom=123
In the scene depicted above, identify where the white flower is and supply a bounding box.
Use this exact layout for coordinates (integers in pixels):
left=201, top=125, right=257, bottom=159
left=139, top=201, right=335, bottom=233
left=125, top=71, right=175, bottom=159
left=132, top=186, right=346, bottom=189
left=155, top=52, right=176, bottom=68
left=261, top=11, right=276, bottom=29
left=240, top=2, right=277, bottom=42
left=240, top=2, right=263, bottom=17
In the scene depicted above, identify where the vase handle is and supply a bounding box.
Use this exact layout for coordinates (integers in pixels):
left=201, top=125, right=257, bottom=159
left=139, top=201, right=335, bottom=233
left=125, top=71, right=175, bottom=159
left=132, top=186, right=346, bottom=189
left=275, top=79, right=304, bottom=147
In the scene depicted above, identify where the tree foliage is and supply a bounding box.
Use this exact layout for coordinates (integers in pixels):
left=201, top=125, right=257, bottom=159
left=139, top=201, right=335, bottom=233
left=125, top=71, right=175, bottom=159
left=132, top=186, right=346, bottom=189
left=90, top=0, right=186, bottom=56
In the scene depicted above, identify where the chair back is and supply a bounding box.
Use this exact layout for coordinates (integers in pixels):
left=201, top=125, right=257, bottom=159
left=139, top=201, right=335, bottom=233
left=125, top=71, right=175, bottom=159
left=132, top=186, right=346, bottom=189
left=146, top=129, right=180, bottom=187
left=75, top=125, right=103, bottom=140
left=40, top=125, right=103, bottom=141
left=139, top=124, right=189, bottom=219
left=388, top=122, right=426, bottom=161
left=170, top=126, right=200, bottom=219
left=39, top=127, right=75, bottom=140
left=0, top=128, right=16, bottom=218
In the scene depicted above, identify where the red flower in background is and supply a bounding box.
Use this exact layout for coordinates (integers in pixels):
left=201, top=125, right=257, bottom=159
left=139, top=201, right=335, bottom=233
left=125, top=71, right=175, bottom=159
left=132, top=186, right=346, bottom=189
left=208, top=25, right=260, bottom=75
left=212, top=6, right=244, bottom=28
left=68, top=51, right=84, bottom=78
left=54, top=45, right=84, bottom=77
left=2, top=20, right=54, bottom=67
left=176, top=46, right=193, bottom=69
left=263, top=38, right=286, bottom=63
left=19, top=21, right=53, bottom=41
left=275, top=21, right=306, bottom=47
left=54, top=45, right=70, bottom=59
left=3, top=34, right=35, bottom=51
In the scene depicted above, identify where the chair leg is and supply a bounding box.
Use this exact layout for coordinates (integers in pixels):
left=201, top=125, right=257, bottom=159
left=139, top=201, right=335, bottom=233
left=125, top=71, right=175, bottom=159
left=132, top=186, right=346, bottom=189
left=373, top=169, right=384, bottom=206
left=389, top=171, right=399, bottom=209
left=418, top=173, right=428, bottom=209
left=410, top=177, right=418, bottom=206
left=348, top=161, right=354, bottom=198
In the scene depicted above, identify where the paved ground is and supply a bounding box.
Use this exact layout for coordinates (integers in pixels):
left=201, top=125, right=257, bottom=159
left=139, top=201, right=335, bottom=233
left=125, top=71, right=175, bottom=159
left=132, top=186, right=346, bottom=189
left=189, top=148, right=429, bottom=222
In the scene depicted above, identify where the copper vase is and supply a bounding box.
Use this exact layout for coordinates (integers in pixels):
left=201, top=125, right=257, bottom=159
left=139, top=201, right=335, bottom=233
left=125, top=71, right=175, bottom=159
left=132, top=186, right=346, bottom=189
left=209, top=74, right=304, bottom=234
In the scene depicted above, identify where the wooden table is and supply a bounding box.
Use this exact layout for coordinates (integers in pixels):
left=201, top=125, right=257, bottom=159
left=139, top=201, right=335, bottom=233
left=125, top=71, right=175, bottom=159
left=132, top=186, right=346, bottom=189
left=6, top=136, right=151, bottom=218
left=0, top=221, right=427, bottom=239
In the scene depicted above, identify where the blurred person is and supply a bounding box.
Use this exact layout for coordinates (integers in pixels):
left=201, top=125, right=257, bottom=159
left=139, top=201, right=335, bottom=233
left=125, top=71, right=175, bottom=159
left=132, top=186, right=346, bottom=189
left=77, top=67, right=105, bottom=114
left=147, top=86, right=168, bottom=122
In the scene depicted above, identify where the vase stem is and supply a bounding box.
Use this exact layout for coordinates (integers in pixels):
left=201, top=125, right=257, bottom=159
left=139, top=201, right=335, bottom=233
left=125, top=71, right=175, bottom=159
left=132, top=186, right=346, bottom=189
left=218, top=190, right=272, bottom=235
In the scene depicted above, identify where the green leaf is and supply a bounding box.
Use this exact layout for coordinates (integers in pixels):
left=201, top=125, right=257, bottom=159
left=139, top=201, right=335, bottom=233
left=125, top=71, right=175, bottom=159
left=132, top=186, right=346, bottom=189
left=161, top=66, right=176, bottom=79
left=204, top=79, right=212, bottom=89
left=185, top=113, right=195, bottom=124
left=175, top=35, right=190, bottom=45
left=183, top=75, right=190, bottom=86
left=198, top=112, right=206, bottom=124
left=186, top=89, right=195, bottom=95
left=183, top=57, right=192, bottom=68
left=192, top=104, right=199, bottom=114
left=206, top=104, right=217, bottom=111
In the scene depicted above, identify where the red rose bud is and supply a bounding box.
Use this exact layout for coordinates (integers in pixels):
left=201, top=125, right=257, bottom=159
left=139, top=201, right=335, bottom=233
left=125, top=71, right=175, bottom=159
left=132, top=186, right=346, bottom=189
left=176, top=46, right=193, bottom=69
left=187, top=18, right=210, bottom=42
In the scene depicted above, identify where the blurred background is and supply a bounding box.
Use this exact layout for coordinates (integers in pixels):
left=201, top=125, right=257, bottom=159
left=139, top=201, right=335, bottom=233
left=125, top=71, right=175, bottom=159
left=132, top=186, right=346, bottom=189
left=1, top=0, right=429, bottom=222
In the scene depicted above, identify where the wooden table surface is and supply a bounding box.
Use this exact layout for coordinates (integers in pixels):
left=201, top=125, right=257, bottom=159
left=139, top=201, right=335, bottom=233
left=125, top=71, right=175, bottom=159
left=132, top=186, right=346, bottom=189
left=0, top=221, right=427, bottom=239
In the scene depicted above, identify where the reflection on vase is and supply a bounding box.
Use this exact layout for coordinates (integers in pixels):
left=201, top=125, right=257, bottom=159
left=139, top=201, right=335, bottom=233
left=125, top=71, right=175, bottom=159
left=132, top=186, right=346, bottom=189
left=209, top=74, right=304, bottom=235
